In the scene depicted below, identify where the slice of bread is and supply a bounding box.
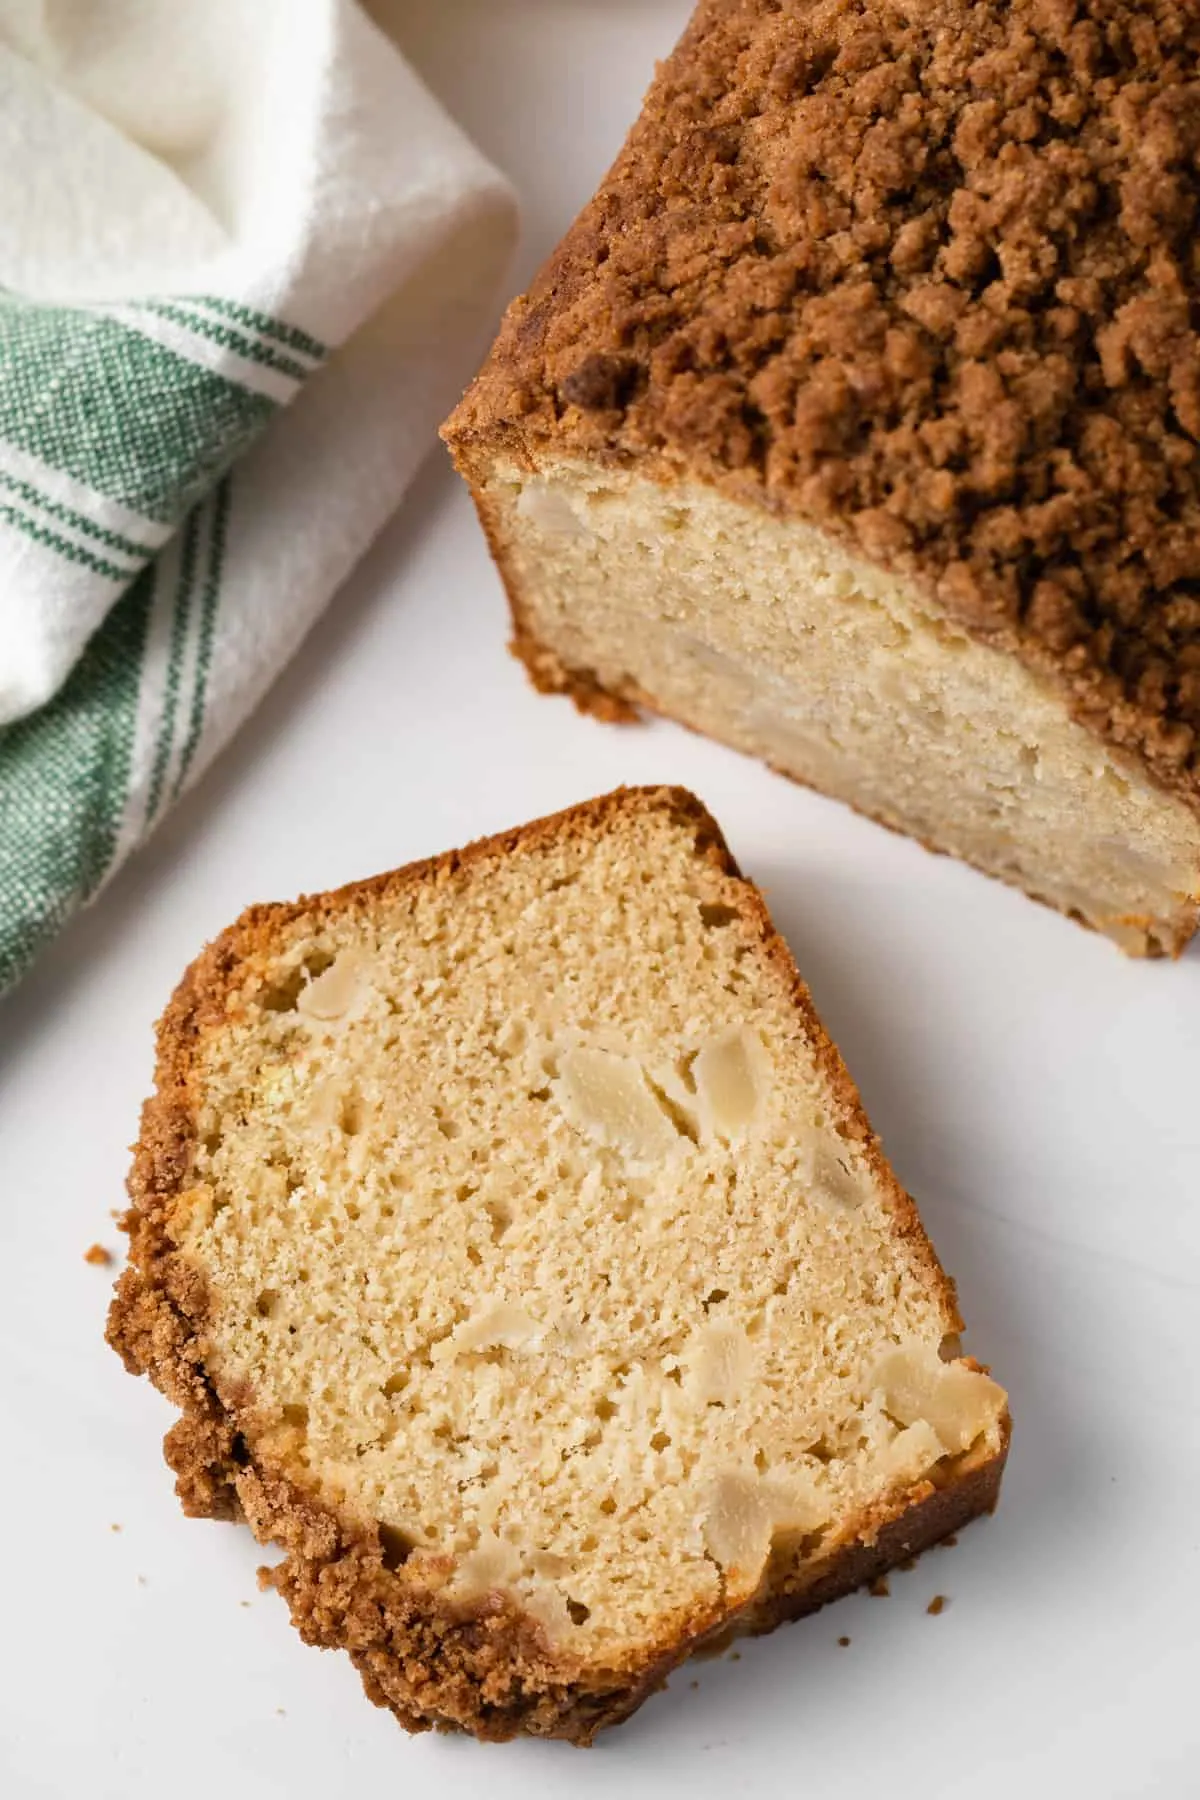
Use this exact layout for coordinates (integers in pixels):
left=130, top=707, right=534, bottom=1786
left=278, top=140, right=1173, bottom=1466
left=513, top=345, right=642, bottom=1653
left=108, top=787, right=1008, bottom=1744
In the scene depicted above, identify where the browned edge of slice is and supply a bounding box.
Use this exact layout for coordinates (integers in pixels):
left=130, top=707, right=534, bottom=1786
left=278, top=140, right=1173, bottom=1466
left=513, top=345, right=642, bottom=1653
left=107, top=785, right=1010, bottom=1744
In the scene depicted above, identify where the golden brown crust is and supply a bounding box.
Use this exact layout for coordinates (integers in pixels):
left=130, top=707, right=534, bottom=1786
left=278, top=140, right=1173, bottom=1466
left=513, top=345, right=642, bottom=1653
left=107, top=786, right=1007, bottom=1743
left=444, top=0, right=1200, bottom=816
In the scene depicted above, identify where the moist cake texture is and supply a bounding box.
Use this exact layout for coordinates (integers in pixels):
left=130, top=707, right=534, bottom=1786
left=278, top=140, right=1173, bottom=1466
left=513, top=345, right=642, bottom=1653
left=108, top=788, right=1008, bottom=1743
left=444, top=0, right=1200, bottom=954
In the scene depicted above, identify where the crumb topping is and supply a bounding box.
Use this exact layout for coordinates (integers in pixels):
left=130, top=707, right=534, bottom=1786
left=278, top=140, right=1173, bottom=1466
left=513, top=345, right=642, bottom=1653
left=448, top=0, right=1200, bottom=807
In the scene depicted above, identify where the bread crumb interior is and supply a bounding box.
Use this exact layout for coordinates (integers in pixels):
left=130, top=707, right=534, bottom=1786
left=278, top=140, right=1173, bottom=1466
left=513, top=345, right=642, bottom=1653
left=492, top=463, right=1200, bottom=955
left=171, top=802, right=1004, bottom=1659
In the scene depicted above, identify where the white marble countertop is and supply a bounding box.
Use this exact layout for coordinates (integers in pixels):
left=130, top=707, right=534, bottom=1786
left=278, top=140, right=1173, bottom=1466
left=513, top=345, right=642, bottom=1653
left=3, top=4, right=1198, bottom=1795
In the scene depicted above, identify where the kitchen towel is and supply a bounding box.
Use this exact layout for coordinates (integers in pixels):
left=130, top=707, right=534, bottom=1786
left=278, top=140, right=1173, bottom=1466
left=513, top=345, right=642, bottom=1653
left=0, top=0, right=517, bottom=990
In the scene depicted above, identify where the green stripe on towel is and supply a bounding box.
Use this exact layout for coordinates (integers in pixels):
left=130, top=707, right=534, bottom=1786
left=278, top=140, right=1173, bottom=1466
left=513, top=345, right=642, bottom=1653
left=0, top=573, right=153, bottom=991
left=0, top=470, right=151, bottom=559
left=0, top=296, right=276, bottom=522
left=132, top=302, right=313, bottom=384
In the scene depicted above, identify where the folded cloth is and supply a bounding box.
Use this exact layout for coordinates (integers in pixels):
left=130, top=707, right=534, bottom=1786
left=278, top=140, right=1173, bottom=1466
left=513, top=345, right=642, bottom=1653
left=0, top=0, right=516, bottom=991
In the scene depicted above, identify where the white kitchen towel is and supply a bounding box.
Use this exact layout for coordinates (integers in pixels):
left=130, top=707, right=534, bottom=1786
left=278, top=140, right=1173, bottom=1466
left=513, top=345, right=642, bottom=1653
left=0, top=0, right=517, bottom=990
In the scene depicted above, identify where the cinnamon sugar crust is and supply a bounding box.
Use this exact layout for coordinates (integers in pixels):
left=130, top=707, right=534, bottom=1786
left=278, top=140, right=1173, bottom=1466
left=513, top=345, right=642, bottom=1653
left=445, top=0, right=1200, bottom=813
left=107, top=788, right=1008, bottom=1743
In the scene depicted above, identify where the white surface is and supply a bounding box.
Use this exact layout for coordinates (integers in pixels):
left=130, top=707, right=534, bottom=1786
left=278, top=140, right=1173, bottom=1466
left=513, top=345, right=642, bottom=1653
left=2, top=3, right=1199, bottom=1796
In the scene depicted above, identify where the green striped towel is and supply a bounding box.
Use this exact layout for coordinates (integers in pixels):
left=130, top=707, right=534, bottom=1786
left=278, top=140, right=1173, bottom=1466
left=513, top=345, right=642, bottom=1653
left=0, top=0, right=516, bottom=992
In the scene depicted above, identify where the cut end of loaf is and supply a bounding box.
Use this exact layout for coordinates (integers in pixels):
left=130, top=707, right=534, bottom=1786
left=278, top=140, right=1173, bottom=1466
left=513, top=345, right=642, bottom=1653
left=108, top=787, right=1008, bottom=1742
left=442, top=0, right=1200, bottom=951
left=442, top=0, right=1200, bottom=832
left=462, top=460, right=1200, bottom=957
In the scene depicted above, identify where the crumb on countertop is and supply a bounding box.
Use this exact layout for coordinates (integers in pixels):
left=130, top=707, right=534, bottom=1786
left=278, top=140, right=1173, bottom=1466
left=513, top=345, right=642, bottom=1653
left=927, top=1595, right=949, bottom=1616
left=84, top=1243, right=113, bottom=1266
left=838, top=1636, right=851, bottom=1648
left=868, top=1575, right=890, bottom=1598
left=109, top=1523, right=121, bottom=1533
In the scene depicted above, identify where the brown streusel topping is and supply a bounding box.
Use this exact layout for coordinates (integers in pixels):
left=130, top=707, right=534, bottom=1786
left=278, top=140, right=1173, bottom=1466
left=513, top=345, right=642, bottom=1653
left=447, top=0, right=1200, bottom=809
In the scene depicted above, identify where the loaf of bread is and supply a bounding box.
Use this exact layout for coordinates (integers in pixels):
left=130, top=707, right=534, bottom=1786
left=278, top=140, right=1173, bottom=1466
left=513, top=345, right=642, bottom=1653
left=444, top=0, right=1200, bottom=956
left=108, top=787, right=1008, bottom=1743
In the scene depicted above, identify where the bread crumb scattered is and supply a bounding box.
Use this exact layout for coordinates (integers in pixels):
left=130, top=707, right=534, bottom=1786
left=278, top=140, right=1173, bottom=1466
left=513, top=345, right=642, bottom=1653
left=239, top=1600, right=252, bottom=1609
left=868, top=1576, right=890, bottom=1598
left=837, top=1636, right=851, bottom=1648
left=927, top=1594, right=948, bottom=1616
left=109, top=1523, right=121, bottom=1533
left=690, top=1679, right=699, bottom=1690
left=84, top=1243, right=112, bottom=1266
left=729, top=1650, right=741, bottom=1662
